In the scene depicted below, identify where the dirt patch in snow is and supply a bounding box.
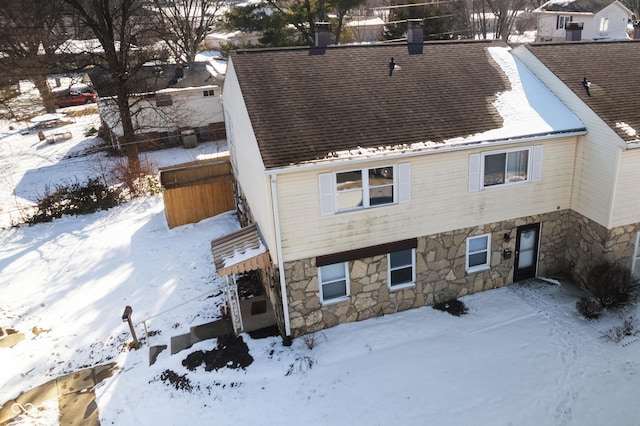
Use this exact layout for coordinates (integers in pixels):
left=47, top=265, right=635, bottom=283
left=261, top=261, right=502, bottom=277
left=182, top=334, right=253, bottom=372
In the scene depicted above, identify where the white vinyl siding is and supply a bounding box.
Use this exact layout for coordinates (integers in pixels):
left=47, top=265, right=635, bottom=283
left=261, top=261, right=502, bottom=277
left=467, top=233, right=491, bottom=272
left=610, top=148, right=640, bottom=227
left=276, top=138, right=575, bottom=262
left=388, top=249, right=416, bottom=289
left=318, top=262, right=350, bottom=303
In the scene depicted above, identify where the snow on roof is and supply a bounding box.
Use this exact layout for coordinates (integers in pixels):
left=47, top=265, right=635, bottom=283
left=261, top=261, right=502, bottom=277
left=346, top=17, right=385, bottom=27
left=331, top=46, right=585, bottom=160
left=444, top=46, right=585, bottom=144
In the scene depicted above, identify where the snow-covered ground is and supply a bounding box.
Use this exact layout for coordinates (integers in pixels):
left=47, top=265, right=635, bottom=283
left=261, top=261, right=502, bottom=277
left=2, top=82, right=640, bottom=426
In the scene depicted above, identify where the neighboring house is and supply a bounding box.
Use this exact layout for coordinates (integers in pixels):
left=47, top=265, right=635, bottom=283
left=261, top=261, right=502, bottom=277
left=512, top=39, right=640, bottom=286
left=89, top=61, right=225, bottom=151
left=346, top=17, right=385, bottom=43
left=533, top=0, right=634, bottom=42
left=219, top=22, right=596, bottom=340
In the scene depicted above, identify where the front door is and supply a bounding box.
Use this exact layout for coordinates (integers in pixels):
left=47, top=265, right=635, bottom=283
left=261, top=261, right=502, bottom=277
left=513, top=223, right=540, bottom=282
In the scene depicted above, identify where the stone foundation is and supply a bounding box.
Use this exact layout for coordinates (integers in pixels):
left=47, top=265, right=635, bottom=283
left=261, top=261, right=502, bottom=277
left=283, top=209, right=640, bottom=337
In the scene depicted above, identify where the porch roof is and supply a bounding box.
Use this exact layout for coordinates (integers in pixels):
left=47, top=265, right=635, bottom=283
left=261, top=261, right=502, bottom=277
left=210, top=223, right=271, bottom=276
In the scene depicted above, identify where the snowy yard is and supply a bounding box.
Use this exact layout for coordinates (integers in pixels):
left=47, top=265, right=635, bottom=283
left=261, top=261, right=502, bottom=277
left=2, top=99, right=640, bottom=425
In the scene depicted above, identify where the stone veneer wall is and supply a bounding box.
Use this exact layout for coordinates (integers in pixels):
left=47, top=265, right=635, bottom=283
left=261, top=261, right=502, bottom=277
left=285, top=210, right=572, bottom=337
left=565, top=210, right=640, bottom=286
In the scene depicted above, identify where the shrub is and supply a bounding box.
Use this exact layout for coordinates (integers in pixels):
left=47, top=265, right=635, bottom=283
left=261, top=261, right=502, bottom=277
left=25, top=178, right=122, bottom=225
left=433, top=299, right=468, bottom=316
left=109, top=156, right=159, bottom=198
left=600, top=316, right=637, bottom=343
left=584, top=261, right=639, bottom=309
left=576, top=297, right=603, bottom=320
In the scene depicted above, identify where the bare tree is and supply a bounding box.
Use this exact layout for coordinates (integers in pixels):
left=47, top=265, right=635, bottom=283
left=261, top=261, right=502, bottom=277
left=0, top=0, right=66, bottom=113
left=152, top=0, right=224, bottom=63
left=484, top=0, right=527, bottom=41
left=60, top=0, right=166, bottom=173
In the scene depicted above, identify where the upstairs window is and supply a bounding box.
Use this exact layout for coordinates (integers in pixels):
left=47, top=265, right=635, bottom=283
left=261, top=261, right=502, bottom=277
left=468, top=146, right=543, bottom=192
left=319, top=163, right=411, bottom=215
left=599, top=17, right=609, bottom=34
left=203, top=89, right=215, bottom=97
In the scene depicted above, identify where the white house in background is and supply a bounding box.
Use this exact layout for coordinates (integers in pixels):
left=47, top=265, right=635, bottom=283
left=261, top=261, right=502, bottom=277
left=89, top=62, right=225, bottom=151
left=346, top=17, right=385, bottom=43
left=534, top=0, right=634, bottom=42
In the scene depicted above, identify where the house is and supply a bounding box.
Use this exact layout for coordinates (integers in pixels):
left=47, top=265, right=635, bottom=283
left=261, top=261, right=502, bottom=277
left=89, top=61, right=225, bottom=151
left=533, top=0, right=634, bottom=42
left=218, top=21, right=597, bottom=340
left=512, top=39, right=640, bottom=286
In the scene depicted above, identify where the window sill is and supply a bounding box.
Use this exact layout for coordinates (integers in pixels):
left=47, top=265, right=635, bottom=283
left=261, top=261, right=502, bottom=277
left=321, top=296, right=350, bottom=306
left=466, top=265, right=490, bottom=274
left=389, top=282, right=415, bottom=292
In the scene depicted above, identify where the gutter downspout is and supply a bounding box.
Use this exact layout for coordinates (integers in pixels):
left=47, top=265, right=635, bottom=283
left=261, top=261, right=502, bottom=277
left=270, top=173, right=292, bottom=343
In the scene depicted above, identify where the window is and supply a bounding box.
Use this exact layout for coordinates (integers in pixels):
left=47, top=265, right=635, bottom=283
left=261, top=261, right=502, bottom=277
left=203, top=89, right=215, bottom=97
left=156, top=93, right=173, bottom=107
left=335, top=166, right=394, bottom=211
left=388, top=249, right=415, bottom=289
left=319, top=262, right=349, bottom=303
left=558, top=15, right=571, bottom=29
left=466, top=234, right=491, bottom=272
left=319, top=164, right=410, bottom=215
left=599, top=17, right=609, bottom=33
left=468, top=146, right=543, bottom=192
left=483, top=149, right=528, bottom=187
left=633, top=232, right=640, bottom=279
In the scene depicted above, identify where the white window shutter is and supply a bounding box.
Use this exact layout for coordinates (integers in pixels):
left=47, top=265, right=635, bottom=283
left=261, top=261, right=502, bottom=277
left=398, top=163, right=411, bottom=203
left=468, top=153, right=481, bottom=192
left=319, top=173, right=334, bottom=215
left=531, top=145, right=543, bottom=182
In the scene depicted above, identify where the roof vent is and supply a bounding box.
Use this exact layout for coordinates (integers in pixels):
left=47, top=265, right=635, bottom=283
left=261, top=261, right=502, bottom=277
left=407, top=19, right=423, bottom=54
left=565, top=22, right=583, bottom=42
left=314, top=22, right=331, bottom=48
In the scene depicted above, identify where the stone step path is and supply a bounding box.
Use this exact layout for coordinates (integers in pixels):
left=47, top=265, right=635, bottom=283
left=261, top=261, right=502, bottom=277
left=0, top=362, right=118, bottom=426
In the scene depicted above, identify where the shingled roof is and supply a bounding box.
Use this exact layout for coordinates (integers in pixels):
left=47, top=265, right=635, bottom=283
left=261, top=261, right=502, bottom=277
left=89, top=62, right=221, bottom=97
left=229, top=40, right=585, bottom=169
left=524, top=40, right=640, bottom=144
left=537, top=0, right=623, bottom=13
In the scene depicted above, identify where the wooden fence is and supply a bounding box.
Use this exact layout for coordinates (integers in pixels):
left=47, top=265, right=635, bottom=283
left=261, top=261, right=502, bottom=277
left=160, top=156, right=235, bottom=229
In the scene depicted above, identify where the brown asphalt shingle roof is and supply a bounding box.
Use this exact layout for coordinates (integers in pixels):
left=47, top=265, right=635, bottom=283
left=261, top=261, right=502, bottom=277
left=524, top=40, right=640, bottom=143
left=230, top=40, right=512, bottom=169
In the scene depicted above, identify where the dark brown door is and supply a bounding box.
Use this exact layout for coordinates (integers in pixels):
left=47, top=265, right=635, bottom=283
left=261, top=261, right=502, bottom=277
left=513, top=223, right=540, bottom=282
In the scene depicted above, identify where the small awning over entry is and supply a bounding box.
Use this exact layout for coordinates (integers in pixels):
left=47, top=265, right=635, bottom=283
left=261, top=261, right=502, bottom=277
left=210, top=223, right=271, bottom=276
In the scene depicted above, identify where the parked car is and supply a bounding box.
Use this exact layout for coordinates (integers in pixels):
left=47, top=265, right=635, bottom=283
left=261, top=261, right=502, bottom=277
left=54, top=87, right=96, bottom=108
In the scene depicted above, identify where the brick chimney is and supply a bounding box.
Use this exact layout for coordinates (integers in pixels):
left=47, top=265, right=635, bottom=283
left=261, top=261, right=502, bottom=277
left=314, top=22, right=331, bottom=48
left=407, top=19, right=424, bottom=54
left=565, top=22, right=583, bottom=41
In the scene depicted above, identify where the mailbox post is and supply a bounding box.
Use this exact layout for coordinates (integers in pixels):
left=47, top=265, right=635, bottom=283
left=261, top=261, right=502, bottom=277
left=122, top=305, right=140, bottom=350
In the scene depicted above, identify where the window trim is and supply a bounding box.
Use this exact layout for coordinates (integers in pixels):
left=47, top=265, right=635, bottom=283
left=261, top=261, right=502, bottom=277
left=388, top=248, right=416, bottom=290
left=318, top=262, right=350, bottom=304
left=335, top=166, right=396, bottom=213
left=466, top=233, right=492, bottom=273
left=481, top=147, right=530, bottom=189
left=319, top=163, right=410, bottom=215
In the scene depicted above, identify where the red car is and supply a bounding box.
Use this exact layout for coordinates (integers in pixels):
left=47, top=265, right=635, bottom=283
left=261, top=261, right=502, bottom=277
left=54, top=89, right=96, bottom=108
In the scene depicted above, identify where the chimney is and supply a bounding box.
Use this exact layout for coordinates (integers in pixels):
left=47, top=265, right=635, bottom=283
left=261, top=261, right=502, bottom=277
left=407, top=19, right=424, bottom=54
left=314, top=22, right=331, bottom=48
left=565, top=22, right=583, bottom=41
left=634, top=21, right=640, bottom=40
